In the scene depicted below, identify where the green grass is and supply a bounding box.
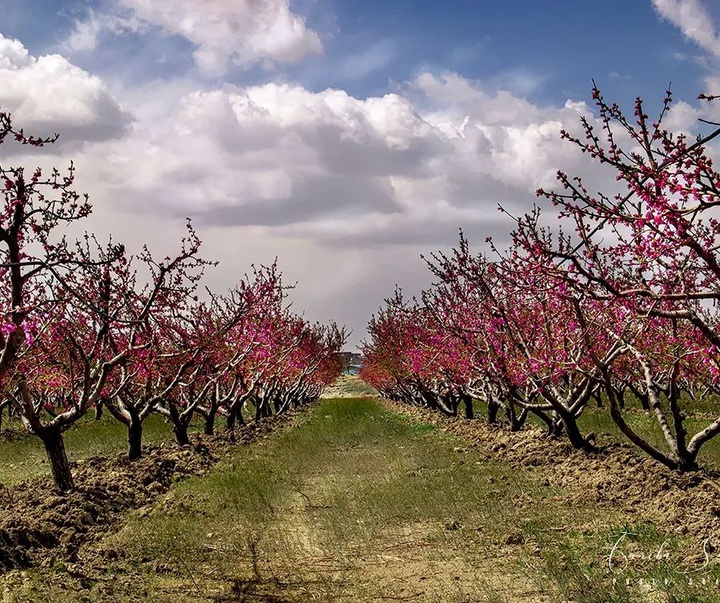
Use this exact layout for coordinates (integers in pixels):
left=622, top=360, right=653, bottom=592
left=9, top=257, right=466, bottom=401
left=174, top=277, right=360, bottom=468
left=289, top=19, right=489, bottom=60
left=4, top=396, right=720, bottom=602
left=524, top=519, right=720, bottom=603
left=470, top=394, right=720, bottom=469
left=582, top=391, right=720, bottom=469
left=0, top=413, right=188, bottom=486
left=104, top=398, right=547, bottom=601
left=576, top=409, right=720, bottom=468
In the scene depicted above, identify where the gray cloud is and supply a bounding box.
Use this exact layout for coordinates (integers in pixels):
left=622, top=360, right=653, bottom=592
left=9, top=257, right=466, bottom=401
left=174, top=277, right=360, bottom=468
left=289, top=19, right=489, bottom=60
left=196, top=174, right=401, bottom=227
left=0, top=28, right=670, bottom=347
left=64, top=75, right=619, bottom=255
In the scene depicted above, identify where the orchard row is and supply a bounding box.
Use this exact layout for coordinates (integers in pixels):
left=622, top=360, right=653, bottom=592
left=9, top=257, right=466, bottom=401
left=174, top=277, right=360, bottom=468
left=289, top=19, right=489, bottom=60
left=362, top=86, right=720, bottom=473
left=0, top=110, right=346, bottom=492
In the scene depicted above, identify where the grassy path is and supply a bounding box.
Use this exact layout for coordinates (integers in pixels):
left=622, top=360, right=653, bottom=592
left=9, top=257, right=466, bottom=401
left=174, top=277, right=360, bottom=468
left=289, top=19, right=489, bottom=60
left=6, top=397, right=720, bottom=602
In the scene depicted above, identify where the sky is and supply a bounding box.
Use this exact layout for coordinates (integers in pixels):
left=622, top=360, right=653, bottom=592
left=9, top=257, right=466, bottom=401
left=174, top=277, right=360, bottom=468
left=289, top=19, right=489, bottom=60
left=0, top=0, right=719, bottom=349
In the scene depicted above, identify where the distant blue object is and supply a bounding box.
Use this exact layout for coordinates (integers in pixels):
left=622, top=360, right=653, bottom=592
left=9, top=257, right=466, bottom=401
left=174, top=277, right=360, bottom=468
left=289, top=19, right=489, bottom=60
left=338, top=352, right=362, bottom=376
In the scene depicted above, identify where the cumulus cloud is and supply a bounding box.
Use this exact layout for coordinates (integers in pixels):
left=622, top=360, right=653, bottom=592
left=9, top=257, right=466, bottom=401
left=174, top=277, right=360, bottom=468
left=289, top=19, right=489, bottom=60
left=0, top=40, right=654, bottom=345
left=89, top=83, right=441, bottom=220
left=653, top=0, right=720, bottom=58
left=12, top=7, right=710, bottom=347
left=0, top=34, right=131, bottom=144
left=64, top=72, right=627, bottom=253
left=67, top=0, right=323, bottom=75
left=0, top=34, right=32, bottom=69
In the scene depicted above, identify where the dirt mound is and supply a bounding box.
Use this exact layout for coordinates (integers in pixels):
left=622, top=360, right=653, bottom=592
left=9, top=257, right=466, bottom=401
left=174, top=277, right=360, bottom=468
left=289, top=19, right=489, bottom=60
left=386, top=401, right=720, bottom=546
left=0, top=413, right=302, bottom=571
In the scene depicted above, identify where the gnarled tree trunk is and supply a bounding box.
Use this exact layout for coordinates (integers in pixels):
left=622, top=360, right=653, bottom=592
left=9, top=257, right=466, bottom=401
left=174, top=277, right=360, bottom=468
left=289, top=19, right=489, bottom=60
left=41, top=427, right=74, bottom=492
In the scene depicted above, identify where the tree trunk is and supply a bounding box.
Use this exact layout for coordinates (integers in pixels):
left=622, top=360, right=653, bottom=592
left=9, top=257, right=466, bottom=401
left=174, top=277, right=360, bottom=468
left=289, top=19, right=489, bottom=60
left=173, top=422, right=190, bottom=446
left=226, top=409, right=236, bottom=430
left=461, top=393, right=473, bottom=419
left=0, top=399, right=10, bottom=431
left=204, top=407, right=217, bottom=436
left=94, top=400, right=104, bottom=421
left=487, top=399, right=499, bottom=424
left=166, top=405, right=192, bottom=446
left=441, top=393, right=458, bottom=416
left=128, top=415, right=143, bottom=461
left=627, top=382, right=649, bottom=410
left=225, top=409, right=236, bottom=441
left=507, top=403, right=529, bottom=431
left=560, top=412, right=593, bottom=451
left=41, top=428, right=74, bottom=492
left=677, top=454, right=699, bottom=472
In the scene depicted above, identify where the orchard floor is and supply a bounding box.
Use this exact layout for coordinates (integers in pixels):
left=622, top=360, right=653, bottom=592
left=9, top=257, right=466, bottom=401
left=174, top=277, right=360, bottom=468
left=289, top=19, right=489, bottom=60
left=2, top=383, right=720, bottom=602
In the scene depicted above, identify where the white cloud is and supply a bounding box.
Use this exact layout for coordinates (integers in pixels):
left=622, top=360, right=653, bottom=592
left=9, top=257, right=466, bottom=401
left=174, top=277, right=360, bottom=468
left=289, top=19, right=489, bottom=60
left=0, top=45, right=642, bottom=345
left=83, top=0, right=323, bottom=75
left=0, top=34, right=32, bottom=69
left=86, top=83, right=442, bottom=221
left=410, top=71, right=547, bottom=125
left=56, top=71, right=623, bottom=256
left=0, top=34, right=131, bottom=144
left=64, top=13, right=104, bottom=52
left=63, top=9, right=144, bottom=53
left=653, top=0, right=720, bottom=58
left=663, top=99, right=701, bottom=131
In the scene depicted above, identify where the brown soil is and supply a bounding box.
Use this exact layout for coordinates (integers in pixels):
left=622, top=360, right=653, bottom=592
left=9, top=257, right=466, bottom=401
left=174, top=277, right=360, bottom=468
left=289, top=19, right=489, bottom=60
left=384, top=399, right=720, bottom=546
left=0, top=412, right=303, bottom=573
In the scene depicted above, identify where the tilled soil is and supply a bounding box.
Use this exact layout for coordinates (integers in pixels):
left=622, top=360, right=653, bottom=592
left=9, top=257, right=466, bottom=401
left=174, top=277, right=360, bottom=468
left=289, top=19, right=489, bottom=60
left=0, top=412, right=303, bottom=573
left=385, top=399, right=720, bottom=548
